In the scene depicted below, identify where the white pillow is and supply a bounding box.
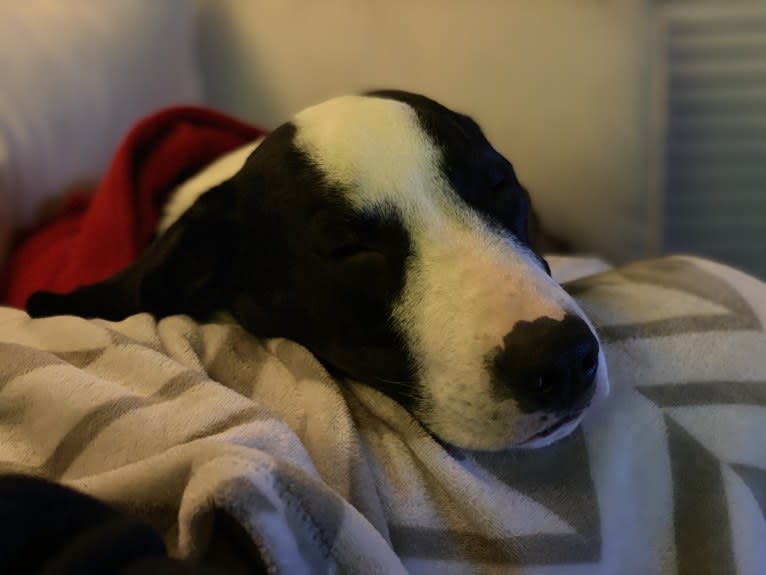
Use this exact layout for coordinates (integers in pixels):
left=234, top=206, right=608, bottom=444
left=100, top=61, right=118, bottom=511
left=0, top=0, right=202, bottom=232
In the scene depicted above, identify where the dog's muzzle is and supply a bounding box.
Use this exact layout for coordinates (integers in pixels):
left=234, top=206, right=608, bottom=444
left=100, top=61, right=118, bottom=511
left=489, top=312, right=600, bottom=415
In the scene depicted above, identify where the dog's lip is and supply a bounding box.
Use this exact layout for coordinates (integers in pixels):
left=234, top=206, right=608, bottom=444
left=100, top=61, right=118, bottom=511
left=522, top=411, right=581, bottom=443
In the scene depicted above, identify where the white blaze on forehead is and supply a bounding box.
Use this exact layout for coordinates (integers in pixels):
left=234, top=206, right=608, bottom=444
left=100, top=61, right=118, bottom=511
left=293, top=93, right=569, bottom=318
left=294, top=94, right=605, bottom=449
left=293, top=95, right=453, bottom=223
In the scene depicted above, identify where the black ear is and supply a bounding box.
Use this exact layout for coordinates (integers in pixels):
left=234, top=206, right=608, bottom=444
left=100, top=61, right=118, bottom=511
left=27, top=182, right=239, bottom=321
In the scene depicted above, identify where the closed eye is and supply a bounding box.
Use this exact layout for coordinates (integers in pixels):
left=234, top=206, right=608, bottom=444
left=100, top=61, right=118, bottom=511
left=330, top=244, right=385, bottom=264
left=331, top=243, right=368, bottom=259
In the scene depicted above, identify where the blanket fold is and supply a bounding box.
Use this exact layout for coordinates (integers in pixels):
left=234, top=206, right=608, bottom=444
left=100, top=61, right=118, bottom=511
left=2, top=106, right=266, bottom=309
left=0, top=256, right=764, bottom=574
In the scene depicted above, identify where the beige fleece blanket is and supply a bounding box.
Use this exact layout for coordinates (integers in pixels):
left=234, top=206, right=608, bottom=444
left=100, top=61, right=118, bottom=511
left=0, top=255, right=764, bottom=574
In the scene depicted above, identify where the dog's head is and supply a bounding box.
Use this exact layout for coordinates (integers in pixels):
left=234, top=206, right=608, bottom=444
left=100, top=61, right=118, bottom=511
left=27, top=91, right=609, bottom=450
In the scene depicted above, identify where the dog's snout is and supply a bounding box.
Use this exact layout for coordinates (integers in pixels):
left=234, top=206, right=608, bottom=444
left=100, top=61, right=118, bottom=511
left=534, top=319, right=599, bottom=412
left=491, top=313, right=599, bottom=413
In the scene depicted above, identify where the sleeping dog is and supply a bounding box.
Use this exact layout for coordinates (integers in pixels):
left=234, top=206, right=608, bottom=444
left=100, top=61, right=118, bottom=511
left=27, top=90, right=609, bottom=451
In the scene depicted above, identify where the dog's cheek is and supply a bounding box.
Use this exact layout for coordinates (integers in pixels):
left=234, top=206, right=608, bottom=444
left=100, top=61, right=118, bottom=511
left=334, top=251, right=407, bottom=303
left=417, top=367, right=554, bottom=450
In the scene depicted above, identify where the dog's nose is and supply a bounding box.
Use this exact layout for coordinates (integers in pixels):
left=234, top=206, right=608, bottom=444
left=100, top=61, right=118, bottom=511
left=491, top=313, right=599, bottom=413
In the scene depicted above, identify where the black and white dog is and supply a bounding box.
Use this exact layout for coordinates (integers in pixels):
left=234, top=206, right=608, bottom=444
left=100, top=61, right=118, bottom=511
left=27, top=91, right=609, bottom=451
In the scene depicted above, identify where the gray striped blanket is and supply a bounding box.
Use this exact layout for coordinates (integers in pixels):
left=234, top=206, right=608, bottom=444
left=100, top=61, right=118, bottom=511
left=0, top=255, right=764, bottom=574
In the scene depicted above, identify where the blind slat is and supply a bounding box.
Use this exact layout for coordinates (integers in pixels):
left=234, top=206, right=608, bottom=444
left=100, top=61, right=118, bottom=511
left=662, top=7, right=766, bottom=279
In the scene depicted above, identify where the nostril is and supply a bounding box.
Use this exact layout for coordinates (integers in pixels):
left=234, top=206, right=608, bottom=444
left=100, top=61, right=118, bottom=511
left=581, top=349, right=598, bottom=379
left=490, top=313, right=601, bottom=413
left=535, top=376, right=555, bottom=395
left=532, top=321, right=600, bottom=410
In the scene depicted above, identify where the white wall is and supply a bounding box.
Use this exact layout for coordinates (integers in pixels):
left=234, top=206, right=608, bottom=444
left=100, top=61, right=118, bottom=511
left=195, top=0, right=650, bottom=262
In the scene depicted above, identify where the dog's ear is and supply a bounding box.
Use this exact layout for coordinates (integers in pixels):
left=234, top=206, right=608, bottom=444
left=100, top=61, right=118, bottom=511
left=27, top=182, right=239, bottom=321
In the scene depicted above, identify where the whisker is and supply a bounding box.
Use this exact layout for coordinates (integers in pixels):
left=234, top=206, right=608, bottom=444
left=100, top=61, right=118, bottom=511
left=373, top=376, right=423, bottom=402
left=375, top=377, right=415, bottom=387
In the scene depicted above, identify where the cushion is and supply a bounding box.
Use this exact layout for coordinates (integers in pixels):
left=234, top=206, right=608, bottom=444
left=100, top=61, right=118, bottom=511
left=0, top=0, right=202, bottom=234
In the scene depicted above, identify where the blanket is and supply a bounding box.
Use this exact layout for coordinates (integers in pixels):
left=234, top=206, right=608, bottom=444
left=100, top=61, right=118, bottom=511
left=0, top=255, right=764, bottom=574
left=1, top=106, right=266, bottom=309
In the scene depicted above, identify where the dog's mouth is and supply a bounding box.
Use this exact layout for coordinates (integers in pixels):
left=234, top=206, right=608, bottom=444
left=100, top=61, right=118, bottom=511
left=522, top=411, right=582, bottom=444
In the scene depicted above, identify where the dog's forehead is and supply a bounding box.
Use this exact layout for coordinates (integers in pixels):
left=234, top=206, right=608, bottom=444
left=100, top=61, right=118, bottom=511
left=292, top=95, right=453, bottom=220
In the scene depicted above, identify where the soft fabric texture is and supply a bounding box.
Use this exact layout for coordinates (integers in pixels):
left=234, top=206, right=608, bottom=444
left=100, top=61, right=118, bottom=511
left=1, top=106, right=266, bottom=309
left=0, top=0, right=202, bottom=232
left=0, top=256, right=764, bottom=574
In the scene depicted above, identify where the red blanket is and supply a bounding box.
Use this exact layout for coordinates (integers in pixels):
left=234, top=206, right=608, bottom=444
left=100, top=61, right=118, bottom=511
left=2, top=107, right=267, bottom=309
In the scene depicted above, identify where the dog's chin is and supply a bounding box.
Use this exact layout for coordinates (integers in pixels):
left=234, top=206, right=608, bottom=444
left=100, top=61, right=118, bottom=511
left=515, top=413, right=583, bottom=449
left=435, top=411, right=584, bottom=452
left=426, top=352, right=610, bottom=452
left=424, top=409, right=584, bottom=452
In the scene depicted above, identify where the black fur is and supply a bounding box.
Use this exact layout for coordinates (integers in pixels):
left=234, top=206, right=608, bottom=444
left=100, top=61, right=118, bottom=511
left=27, top=120, right=418, bottom=407
left=27, top=91, right=555, bottom=411
left=367, top=90, right=549, bottom=270
left=487, top=312, right=598, bottom=414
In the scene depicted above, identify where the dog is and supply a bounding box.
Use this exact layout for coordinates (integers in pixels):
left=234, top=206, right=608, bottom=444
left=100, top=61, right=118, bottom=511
left=26, top=90, right=609, bottom=451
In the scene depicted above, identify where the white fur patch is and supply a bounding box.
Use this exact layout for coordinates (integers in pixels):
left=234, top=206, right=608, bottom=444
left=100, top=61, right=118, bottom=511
left=294, top=95, right=609, bottom=450
left=157, top=138, right=264, bottom=234
left=294, top=95, right=446, bottom=221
